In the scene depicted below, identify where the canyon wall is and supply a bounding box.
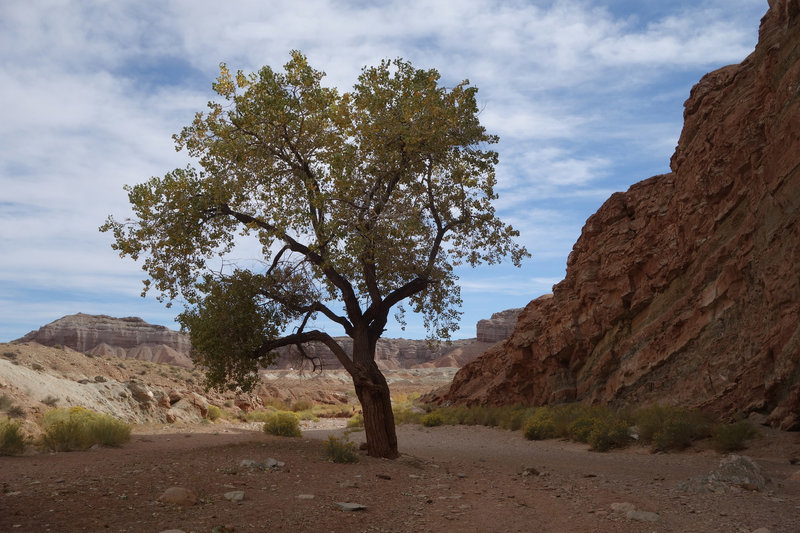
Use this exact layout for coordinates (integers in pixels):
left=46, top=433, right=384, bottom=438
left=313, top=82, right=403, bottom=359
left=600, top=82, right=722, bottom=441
left=444, top=0, right=800, bottom=430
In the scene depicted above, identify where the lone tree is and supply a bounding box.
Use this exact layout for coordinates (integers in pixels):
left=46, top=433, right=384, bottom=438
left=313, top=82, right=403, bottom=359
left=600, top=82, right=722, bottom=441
left=102, top=52, right=527, bottom=458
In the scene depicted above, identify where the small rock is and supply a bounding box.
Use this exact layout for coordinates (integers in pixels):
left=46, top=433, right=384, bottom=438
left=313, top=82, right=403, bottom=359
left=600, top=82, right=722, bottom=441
left=336, top=502, right=367, bottom=511
left=521, top=467, right=540, bottom=477
left=157, top=487, right=198, bottom=506
left=456, top=473, right=467, bottom=479
left=297, top=494, right=315, bottom=500
left=224, top=491, right=246, bottom=502
left=94, top=375, right=107, bottom=383
left=240, top=459, right=264, bottom=470
left=610, top=502, right=636, bottom=514
left=376, top=474, right=391, bottom=480
left=265, top=458, right=285, bottom=469
left=626, top=510, right=659, bottom=522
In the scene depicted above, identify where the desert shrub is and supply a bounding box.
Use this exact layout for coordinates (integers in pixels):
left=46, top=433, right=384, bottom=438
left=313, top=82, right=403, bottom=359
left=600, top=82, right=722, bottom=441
left=2, top=351, right=16, bottom=359
left=207, top=405, right=222, bottom=421
left=0, top=394, right=13, bottom=410
left=7, top=405, right=25, bottom=419
left=323, top=435, right=359, bottom=463
left=393, top=406, right=424, bottom=425
left=41, top=395, right=59, bottom=407
left=635, top=405, right=712, bottom=451
left=712, top=420, right=758, bottom=453
left=346, top=413, right=364, bottom=428
left=224, top=400, right=234, bottom=408
left=588, top=416, right=630, bottom=452
left=291, top=397, right=314, bottom=412
left=262, top=411, right=302, bottom=438
left=247, top=408, right=278, bottom=423
left=568, top=415, right=597, bottom=443
left=497, top=406, right=536, bottom=431
left=523, top=408, right=558, bottom=440
left=263, top=397, right=289, bottom=410
left=40, top=407, right=131, bottom=451
left=31, top=362, right=44, bottom=372
left=421, top=412, right=444, bottom=427
left=0, top=419, right=26, bottom=456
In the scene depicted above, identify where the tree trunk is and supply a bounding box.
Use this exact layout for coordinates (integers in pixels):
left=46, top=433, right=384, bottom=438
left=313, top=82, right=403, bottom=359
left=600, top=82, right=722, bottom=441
left=352, top=360, right=399, bottom=459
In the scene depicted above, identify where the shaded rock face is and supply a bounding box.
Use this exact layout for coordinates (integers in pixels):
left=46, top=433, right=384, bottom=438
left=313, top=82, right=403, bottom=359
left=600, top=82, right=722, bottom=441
left=16, top=313, right=194, bottom=368
left=444, top=1, right=800, bottom=430
left=476, top=309, right=523, bottom=343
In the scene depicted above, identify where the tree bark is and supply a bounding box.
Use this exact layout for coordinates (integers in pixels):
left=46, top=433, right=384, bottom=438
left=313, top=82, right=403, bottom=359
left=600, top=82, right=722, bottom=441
left=351, top=343, right=399, bottom=459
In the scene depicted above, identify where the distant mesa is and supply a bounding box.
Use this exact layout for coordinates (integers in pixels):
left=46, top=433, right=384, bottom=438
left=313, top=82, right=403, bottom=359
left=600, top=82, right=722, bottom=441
left=15, top=310, right=522, bottom=371
left=442, top=0, right=800, bottom=431
left=16, top=313, right=194, bottom=368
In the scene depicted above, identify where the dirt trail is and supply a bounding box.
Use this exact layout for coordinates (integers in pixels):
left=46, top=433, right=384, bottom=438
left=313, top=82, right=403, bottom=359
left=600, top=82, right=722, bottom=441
left=2, top=422, right=799, bottom=532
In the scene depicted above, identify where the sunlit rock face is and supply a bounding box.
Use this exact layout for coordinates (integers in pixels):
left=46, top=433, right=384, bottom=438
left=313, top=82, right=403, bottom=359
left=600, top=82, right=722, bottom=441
left=17, top=313, right=194, bottom=368
left=444, top=0, right=800, bottom=430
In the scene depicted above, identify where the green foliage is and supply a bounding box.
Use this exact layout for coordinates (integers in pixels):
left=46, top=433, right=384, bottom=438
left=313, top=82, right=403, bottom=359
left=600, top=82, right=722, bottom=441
left=587, top=416, right=630, bottom=452
left=346, top=413, right=364, bottom=428
left=206, top=405, right=223, bottom=421
left=0, top=394, right=13, bottom=410
left=323, top=435, right=359, bottom=463
left=634, top=405, right=712, bottom=451
left=101, top=51, right=527, bottom=396
left=291, top=397, right=314, bottom=412
left=0, top=419, right=26, bottom=456
left=392, top=407, right=424, bottom=425
left=421, top=413, right=444, bottom=427
left=712, top=420, right=758, bottom=452
left=262, top=411, right=302, bottom=438
left=247, top=408, right=278, bottom=423
left=40, top=407, right=131, bottom=451
left=523, top=408, right=558, bottom=440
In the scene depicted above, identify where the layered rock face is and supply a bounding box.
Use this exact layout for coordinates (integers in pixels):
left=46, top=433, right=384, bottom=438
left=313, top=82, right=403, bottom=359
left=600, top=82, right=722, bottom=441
left=444, top=0, right=800, bottom=430
left=476, top=309, right=523, bottom=343
left=17, top=313, right=194, bottom=368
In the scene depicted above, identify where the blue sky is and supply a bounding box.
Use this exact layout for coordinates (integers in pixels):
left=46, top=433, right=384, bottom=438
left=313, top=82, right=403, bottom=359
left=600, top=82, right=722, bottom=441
left=0, top=0, right=767, bottom=342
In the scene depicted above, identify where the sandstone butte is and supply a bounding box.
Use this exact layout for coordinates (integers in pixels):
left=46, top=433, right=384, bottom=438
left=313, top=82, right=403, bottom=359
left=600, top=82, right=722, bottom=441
left=443, top=0, right=800, bottom=431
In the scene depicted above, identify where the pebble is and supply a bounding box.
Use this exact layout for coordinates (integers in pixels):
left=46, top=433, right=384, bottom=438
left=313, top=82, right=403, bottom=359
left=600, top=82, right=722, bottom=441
left=297, top=494, right=315, bottom=500
left=157, top=487, right=198, bottom=506
left=336, top=502, right=367, bottom=511
left=224, top=491, right=246, bottom=502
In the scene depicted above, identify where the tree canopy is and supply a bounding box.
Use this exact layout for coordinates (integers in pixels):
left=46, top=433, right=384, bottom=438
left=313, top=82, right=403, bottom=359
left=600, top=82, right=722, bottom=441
left=102, top=51, right=528, bottom=457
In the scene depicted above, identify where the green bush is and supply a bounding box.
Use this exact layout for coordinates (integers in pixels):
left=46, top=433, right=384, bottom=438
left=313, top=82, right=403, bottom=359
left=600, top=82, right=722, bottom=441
left=523, top=408, right=558, bottom=440
left=207, top=405, right=223, bottom=421
left=0, top=419, right=26, bottom=456
left=568, top=415, right=597, bottom=443
left=0, top=394, right=13, bottom=410
left=712, top=420, right=758, bottom=452
left=588, top=416, right=630, bottom=452
left=291, top=397, right=314, bottom=412
left=247, top=408, right=278, bottom=423
left=7, top=405, right=25, bottom=419
left=346, top=413, right=364, bottom=428
left=393, top=407, right=424, bottom=425
left=262, top=411, right=302, bottom=438
left=40, top=407, right=131, bottom=451
left=421, top=413, right=444, bottom=427
left=634, top=405, right=712, bottom=451
left=323, top=435, right=359, bottom=463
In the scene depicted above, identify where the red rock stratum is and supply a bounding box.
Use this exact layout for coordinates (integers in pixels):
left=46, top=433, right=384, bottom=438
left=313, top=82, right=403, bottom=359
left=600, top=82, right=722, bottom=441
left=444, top=0, right=800, bottom=430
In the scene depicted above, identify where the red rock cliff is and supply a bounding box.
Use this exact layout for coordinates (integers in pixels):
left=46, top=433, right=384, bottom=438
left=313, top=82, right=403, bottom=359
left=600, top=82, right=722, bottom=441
left=444, top=0, right=800, bottom=430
